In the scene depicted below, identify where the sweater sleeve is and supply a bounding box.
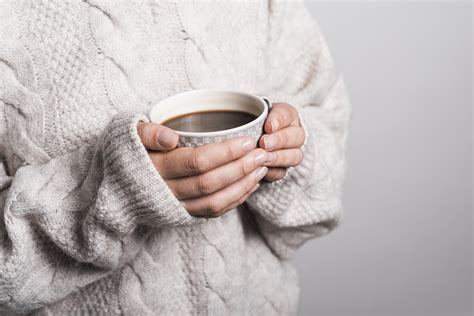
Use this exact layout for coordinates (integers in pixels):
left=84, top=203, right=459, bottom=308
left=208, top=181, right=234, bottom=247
left=246, top=0, right=351, bottom=259
left=0, top=112, right=204, bottom=312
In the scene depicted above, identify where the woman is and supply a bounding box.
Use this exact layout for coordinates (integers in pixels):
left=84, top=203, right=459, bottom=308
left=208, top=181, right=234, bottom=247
left=0, top=0, right=350, bottom=314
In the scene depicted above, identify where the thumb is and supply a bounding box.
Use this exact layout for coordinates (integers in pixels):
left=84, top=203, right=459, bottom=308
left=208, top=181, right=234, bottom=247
left=137, top=122, right=179, bottom=151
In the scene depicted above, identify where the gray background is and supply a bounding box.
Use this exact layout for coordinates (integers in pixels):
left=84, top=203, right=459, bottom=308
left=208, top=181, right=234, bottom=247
left=295, top=1, right=472, bottom=315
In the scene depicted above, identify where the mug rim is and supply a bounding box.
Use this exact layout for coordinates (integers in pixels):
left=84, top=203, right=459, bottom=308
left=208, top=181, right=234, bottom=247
left=149, top=89, right=269, bottom=138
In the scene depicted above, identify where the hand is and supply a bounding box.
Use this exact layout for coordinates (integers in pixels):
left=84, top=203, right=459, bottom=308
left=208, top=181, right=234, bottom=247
left=259, top=103, right=305, bottom=182
left=137, top=122, right=270, bottom=218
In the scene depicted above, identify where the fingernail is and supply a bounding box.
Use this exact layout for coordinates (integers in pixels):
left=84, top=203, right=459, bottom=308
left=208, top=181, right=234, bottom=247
left=158, top=128, right=178, bottom=149
left=255, top=166, right=268, bottom=181
left=255, top=151, right=268, bottom=165
left=242, top=139, right=255, bottom=152
left=271, top=120, right=279, bottom=132
left=262, top=135, right=276, bottom=150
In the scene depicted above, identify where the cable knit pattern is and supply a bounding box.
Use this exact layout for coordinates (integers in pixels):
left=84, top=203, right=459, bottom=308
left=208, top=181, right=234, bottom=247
left=0, top=0, right=351, bottom=315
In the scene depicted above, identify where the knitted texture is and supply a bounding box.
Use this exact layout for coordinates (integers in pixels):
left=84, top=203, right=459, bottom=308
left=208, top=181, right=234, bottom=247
left=0, top=0, right=351, bottom=315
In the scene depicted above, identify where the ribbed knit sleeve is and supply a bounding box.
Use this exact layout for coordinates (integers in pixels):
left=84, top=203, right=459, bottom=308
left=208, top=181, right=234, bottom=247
left=246, top=0, right=351, bottom=259
left=0, top=112, right=204, bottom=312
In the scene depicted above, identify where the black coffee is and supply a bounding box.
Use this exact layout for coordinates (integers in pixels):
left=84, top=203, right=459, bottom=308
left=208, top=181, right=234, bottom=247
left=162, top=110, right=258, bottom=133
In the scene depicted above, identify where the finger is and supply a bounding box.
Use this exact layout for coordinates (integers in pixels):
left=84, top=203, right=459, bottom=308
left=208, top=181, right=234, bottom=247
left=219, top=183, right=260, bottom=214
left=264, top=103, right=300, bottom=134
left=259, top=125, right=305, bottom=151
left=181, top=166, right=268, bottom=217
left=137, top=122, right=179, bottom=151
left=264, top=167, right=287, bottom=182
left=196, top=168, right=266, bottom=218
left=263, top=148, right=304, bottom=168
left=152, top=136, right=256, bottom=178
left=167, top=148, right=269, bottom=199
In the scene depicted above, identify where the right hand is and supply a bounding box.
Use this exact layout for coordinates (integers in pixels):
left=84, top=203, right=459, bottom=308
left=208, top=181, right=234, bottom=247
left=137, top=122, right=270, bottom=218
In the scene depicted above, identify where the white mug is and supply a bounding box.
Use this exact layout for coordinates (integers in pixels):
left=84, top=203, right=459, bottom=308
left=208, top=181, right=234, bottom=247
left=149, top=89, right=271, bottom=148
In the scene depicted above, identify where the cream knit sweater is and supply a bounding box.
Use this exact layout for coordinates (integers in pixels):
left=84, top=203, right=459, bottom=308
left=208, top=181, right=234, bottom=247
left=0, top=0, right=351, bottom=315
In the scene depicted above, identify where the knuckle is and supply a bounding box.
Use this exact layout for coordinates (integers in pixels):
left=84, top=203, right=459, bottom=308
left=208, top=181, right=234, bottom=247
left=239, top=161, right=248, bottom=177
left=271, top=151, right=279, bottom=163
left=206, top=200, right=222, bottom=217
left=154, top=126, right=165, bottom=143
left=224, top=142, right=236, bottom=161
left=197, top=174, right=215, bottom=195
left=136, top=122, right=145, bottom=138
left=137, top=123, right=150, bottom=141
left=277, top=131, right=286, bottom=146
left=203, top=209, right=218, bottom=218
left=287, top=151, right=296, bottom=165
left=274, top=103, right=286, bottom=110
left=274, top=110, right=284, bottom=122
left=188, top=152, right=208, bottom=173
left=146, top=124, right=156, bottom=139
left=206, top=210, right=220, bottom=218
left=280, top=103, right=298, bottom=122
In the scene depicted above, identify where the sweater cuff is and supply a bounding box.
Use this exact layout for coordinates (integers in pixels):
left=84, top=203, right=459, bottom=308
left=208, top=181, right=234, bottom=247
left=246, top=109, right=316, bottom=220
left=98, top=113, right=205, bottom=234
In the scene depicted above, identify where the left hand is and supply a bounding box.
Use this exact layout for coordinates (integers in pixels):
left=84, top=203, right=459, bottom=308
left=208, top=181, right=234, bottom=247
left=259, top=102, right=305, bottom=182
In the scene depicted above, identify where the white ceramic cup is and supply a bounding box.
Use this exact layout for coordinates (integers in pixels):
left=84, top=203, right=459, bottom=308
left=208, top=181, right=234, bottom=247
left=149, top=90, right=271, bottom=148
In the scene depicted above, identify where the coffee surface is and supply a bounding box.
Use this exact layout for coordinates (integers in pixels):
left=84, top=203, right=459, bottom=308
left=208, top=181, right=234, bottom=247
left=162, top=110, right=258, bottom=132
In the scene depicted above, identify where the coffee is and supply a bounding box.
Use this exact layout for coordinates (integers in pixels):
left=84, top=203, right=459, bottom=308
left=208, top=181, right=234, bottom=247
left=162, top=110, right=257, bottom=133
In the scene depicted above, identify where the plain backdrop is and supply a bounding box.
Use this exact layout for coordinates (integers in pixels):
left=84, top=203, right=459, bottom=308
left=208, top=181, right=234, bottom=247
left=295, top=1, right=472, bottom=315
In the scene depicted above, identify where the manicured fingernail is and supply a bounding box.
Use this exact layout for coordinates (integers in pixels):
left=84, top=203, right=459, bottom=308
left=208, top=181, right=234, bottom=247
left=262, top=135, right=276, bottom=150
left=158, top=128, right=178, bottom=149
left=255, top=166, right=268, bottom=181
left=255, top=151, right=268, bottom=165
left=271, top=120, right=279, bottom=132
left=242, top=139, right=255, bottom=152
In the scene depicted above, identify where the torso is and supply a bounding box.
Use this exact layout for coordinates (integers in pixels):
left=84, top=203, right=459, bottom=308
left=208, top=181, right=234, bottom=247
left=1, top=1, right=299, bottom=314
